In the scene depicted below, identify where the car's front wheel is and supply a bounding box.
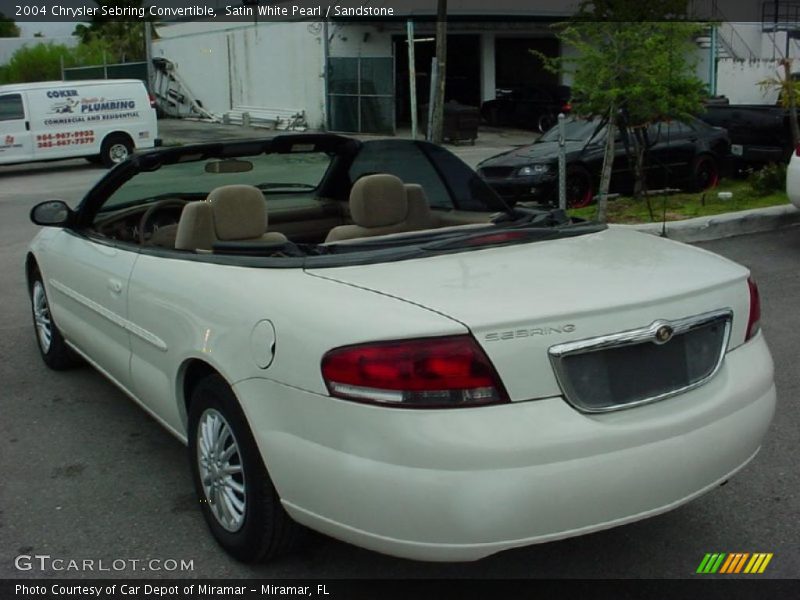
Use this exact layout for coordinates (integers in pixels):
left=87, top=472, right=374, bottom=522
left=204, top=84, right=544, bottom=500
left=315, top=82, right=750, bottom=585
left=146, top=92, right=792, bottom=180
left=188, top=374, right=304, bottom=563
left=30, top=272, right=80, bottom=370
left=565, top=166, right=594, bottom=209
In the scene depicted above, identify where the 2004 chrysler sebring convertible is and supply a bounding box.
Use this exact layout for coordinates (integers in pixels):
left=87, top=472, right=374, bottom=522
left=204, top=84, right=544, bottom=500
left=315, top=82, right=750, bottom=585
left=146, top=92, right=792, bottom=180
left=26, top=134, right=775, bottom=563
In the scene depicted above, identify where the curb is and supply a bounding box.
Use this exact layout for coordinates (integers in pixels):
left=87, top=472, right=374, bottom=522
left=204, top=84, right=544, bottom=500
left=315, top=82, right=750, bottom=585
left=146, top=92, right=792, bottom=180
left=615, top=204, right=800, bottom=242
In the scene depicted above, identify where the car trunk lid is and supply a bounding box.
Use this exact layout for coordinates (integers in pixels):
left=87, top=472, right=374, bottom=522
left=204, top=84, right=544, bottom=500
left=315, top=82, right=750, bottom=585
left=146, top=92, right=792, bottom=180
left=306, top=227, right=750, bottom=403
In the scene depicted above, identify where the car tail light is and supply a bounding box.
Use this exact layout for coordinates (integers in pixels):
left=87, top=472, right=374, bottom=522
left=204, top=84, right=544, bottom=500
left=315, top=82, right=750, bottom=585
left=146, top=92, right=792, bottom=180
left=746, top=277, right=761, bottom=341
left=562, top=103, right=572, bottom=113
left=149, top=93, right=157, bottom=109
left=795, top=143, right=800, bottom=157
left=321, top=335, right=509, bottom=407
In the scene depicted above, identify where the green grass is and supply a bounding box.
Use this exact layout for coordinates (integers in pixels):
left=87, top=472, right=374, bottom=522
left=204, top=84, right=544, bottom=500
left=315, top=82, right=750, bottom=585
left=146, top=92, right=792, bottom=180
left=568, top=179, right=789, bottom=224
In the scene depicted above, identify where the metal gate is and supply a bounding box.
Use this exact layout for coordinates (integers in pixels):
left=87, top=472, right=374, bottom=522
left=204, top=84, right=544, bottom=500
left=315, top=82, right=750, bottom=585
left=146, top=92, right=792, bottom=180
left=327, top=57, right=395, bottom=134
left=63, top=61, right=148, bottom=84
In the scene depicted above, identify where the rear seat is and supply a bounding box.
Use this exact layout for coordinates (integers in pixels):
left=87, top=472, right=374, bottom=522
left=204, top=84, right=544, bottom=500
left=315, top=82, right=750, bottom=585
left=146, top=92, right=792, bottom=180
left=325, top=174, right=439, bottom=243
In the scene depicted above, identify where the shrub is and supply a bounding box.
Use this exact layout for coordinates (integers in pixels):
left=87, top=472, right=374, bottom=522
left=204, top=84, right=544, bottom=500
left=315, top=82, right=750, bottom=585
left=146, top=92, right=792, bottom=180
left=748, top=163, right=788, bottom=196
left=0, top=40, right=113, bottom=84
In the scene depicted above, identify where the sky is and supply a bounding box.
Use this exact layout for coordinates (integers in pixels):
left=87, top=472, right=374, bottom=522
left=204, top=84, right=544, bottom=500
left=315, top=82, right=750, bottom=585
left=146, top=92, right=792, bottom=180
left=16, top=22, right=82, bottom=38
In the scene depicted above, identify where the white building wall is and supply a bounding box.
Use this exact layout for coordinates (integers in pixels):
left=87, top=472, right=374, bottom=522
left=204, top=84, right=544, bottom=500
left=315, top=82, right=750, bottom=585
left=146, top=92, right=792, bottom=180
left=153, top=27, right=232, bottom=116
left=559, top=42, right=579, bottom=87
left=480, top=33, right=496, bottom=102
left=716, top=58, right=784, bottom=104
left=153, top=22, right=327, bottom=128
left=328, top=24, right=393, bottom=57
left=227, top=23, right=325, bottom=126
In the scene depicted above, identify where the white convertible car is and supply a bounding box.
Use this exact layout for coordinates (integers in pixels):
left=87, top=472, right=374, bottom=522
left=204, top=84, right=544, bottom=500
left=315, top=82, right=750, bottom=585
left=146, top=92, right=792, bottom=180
left=27, top=135, right=775, bottom=563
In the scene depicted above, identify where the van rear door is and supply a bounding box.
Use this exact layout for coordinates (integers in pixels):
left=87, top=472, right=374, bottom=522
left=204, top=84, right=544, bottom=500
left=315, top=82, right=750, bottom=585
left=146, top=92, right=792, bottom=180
left=0, top=93, right=33, bottom=164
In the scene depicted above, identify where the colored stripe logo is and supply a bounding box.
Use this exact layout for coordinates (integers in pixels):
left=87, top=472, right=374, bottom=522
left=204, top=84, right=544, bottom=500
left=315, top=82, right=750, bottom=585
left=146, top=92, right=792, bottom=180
left=696, top=553, right=773, bottom=574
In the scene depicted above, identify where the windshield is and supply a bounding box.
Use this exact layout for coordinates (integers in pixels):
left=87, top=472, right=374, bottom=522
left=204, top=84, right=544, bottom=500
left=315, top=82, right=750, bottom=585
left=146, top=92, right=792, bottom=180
left=100, top=152, right=332, bottom=212
left=83, top=135, right=602, bottom=268
left=539, top=118, right=606, bottom=143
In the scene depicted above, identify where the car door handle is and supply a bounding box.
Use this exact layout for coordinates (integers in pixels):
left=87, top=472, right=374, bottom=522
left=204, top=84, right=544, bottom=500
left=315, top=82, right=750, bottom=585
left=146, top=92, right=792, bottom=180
left=108, top=279, right=123, bottom=294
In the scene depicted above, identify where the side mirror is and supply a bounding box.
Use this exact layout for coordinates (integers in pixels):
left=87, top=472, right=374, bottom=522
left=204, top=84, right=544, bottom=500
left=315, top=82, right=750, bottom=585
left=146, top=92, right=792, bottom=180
left=30, top=201, right=73, bottom=227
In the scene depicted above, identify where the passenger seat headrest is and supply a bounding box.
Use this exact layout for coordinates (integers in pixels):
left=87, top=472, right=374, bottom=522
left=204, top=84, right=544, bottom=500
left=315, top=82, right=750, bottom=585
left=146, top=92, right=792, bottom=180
left=349, top=174, right=408, bottom=228
left=206, top=184, right=267, bottom=241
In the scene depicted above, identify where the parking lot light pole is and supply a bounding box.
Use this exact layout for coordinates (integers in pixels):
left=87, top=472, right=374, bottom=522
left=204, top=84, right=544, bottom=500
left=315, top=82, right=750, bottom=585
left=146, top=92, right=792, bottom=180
left=558, top=112, right=566, bottom=210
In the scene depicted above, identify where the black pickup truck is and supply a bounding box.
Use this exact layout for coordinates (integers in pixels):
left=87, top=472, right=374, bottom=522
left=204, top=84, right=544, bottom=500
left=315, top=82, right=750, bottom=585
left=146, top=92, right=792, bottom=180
left=698, top=101, right=794, bottom=168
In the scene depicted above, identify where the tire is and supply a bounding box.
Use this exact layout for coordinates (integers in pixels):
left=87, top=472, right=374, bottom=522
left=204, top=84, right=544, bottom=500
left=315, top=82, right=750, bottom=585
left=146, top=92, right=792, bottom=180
left=30, top=271, right=81, bottom=370
left=537, top=113, right=555, bottom=133
left=100, top=134, right=133, bottom=168
left=690, top=155, right=720, bottom=192
left=188, top=374, right=305, bottom=563
left=482, top=105, right=499, bottom=126
left=565, top=166, right=594, bottom=209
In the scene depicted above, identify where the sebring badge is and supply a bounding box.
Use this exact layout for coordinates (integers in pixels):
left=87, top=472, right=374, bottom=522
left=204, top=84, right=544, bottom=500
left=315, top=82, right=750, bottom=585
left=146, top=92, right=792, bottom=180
left=654, top=324, right=674, bottom=345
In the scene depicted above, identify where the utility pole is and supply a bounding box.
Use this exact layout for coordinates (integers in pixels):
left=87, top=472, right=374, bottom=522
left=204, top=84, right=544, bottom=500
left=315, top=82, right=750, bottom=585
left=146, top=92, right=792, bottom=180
left=431, top=0, right=447, bottom=144
left=144, top=21, right=154, bottom=93
left=407, top=20, right=418, bottom=140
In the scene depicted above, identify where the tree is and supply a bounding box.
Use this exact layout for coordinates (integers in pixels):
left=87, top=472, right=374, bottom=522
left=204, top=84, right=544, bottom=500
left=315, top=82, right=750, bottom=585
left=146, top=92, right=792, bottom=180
left=0, top=11, right=21, bottom=37
left=535, top=1, right=705, bottom=221
left=0, top=41, right=109, bottom=84
left=73, top=1, right=155, bottom=62
left=759, top=58, right=800, bottom=149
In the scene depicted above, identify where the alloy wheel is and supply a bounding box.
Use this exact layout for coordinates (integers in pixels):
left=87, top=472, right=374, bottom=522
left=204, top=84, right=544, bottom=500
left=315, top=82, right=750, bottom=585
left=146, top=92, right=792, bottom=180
left=33, top=281, right=53, bottom=353
left=196, top=408, right=247, bottom=532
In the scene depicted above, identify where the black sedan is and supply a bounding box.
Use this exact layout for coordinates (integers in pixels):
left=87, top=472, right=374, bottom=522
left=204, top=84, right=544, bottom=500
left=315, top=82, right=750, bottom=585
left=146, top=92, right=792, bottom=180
left=481, top=85, right=572, bottom=133
left=477, top=117, right=731, bottom=208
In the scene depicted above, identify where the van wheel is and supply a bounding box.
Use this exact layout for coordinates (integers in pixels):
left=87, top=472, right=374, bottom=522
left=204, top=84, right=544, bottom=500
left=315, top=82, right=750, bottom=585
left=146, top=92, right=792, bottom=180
left=188, top=374, right=306, bottom=562
left=100, top=135, right=133, bottom=168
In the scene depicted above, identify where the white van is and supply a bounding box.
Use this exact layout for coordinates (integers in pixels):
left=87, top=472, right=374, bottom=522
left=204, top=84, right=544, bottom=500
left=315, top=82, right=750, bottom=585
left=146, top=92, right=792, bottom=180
left=0, top=79, right=158, bottom=168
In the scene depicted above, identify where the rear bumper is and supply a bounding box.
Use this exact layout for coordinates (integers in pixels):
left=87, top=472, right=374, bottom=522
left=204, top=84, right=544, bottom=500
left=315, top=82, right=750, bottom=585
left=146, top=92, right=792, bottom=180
left=235, top=333, right=775, bottom=561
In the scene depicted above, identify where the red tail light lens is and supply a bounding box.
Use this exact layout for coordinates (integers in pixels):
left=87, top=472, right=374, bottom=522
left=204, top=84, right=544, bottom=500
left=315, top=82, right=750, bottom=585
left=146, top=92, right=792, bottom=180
left=795, top=143, right=800, bottom=157
left=321, top=335, right=509, bottom=407
left=149, top=93, right=156, bottom=109
left=562, top=103, right=572, bottom=112
left=746, top=277, right=761, bottom=341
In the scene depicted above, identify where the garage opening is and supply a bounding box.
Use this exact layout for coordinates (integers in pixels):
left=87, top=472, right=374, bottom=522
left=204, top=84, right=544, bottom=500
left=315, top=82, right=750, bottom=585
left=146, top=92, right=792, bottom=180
left=494, top=37, right=559, bottom=92
left=393, top=34, right=481, bottom=127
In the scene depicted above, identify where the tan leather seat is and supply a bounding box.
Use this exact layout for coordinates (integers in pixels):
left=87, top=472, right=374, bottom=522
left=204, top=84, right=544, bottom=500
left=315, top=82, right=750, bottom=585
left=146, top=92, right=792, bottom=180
left=325, top=174, right=411, bottom=243
left=175, top=184, right=287, bottom=251
left=403, top=184, right=439, bottom=230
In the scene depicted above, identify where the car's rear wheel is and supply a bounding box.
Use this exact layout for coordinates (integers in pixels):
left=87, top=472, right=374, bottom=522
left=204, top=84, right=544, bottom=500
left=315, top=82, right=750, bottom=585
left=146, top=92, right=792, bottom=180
left=30, top=273, right=80, bottom=370
left=100, top=134, right=133, bottom=168
left=690, top=155, right=720, bottom=191
left=565, top=166, right=594, bottom=209
left=188, top=374, right=304, bottom=563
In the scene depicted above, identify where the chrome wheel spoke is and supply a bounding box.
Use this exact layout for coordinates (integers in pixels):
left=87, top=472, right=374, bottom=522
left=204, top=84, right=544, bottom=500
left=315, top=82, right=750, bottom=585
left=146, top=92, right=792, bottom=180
left=196, top=408, right=246, bottom=532
left=32, top=282, right=53, bottom=353
left=224, top=476, right=244, bottom=495
left=222, top=464, right=242, bottom=476
left=223, top=486, right=245, bottom=514
left=220, top=443, right=237, bottom=462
